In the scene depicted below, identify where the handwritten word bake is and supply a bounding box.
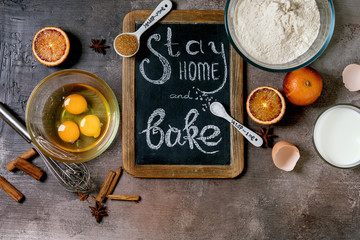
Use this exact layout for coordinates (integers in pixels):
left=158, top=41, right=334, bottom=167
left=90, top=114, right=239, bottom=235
left=139, top=108, right=222, bottom=154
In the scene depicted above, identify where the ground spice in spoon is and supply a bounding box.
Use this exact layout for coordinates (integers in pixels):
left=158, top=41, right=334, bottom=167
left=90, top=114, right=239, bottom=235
left=114, top=34, right=139, bottom=56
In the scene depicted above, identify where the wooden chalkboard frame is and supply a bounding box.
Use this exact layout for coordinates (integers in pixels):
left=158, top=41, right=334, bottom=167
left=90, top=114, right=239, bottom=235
left=122, top=10, right=244, bottom=178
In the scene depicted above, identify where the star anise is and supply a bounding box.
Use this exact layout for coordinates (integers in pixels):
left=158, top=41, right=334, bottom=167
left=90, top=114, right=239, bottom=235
left=89, top=199, right=108, bottom=223
left=76, top=191, right=89, bottom=202
left=256, top=127, right=277, bottom=148
left=88, top=39, right=109, bottom=55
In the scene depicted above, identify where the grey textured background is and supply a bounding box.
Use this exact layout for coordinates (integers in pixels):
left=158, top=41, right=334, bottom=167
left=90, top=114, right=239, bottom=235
left=1, top=0, right=360, bottom=239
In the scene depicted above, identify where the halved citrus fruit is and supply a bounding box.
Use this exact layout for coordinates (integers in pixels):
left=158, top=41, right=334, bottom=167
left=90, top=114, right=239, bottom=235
left=246, top=86, right=286, bottom=125
left=32, top=27, right=70, bottom=66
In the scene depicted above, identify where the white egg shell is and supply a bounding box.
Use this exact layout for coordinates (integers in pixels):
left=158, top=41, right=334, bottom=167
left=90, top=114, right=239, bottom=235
left=343, top=64, right=360, bottom=92
left=272, top=141, right=300, bottom=171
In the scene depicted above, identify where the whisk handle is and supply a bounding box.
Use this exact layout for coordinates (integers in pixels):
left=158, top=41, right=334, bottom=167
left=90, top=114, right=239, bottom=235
left=0, top=102, right=31, bottom=143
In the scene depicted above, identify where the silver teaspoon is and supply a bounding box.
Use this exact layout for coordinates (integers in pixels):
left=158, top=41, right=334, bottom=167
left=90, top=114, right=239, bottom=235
left=210, top=102, right=263, bottom=147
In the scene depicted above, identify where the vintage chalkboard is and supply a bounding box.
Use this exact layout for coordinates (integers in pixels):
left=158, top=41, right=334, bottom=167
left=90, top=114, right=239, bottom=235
left=122, top=10, right=244, bottom=178
left=135, top=22, right=231, bottom=165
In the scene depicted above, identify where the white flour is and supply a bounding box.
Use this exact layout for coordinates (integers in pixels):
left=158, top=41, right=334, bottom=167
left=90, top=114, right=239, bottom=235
left=233, top=0, right=320, bottom=64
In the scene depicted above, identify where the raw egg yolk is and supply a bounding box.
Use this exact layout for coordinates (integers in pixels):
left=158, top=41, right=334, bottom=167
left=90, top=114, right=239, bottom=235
left=58, top=121, right=80, bottom=143
left=80, top=115, right=101, bottom=138
left=64, top=94, right=87, bottom=115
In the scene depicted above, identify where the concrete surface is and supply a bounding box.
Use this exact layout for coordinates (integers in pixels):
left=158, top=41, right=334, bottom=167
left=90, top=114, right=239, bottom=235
left=1, top=0, right=360, bottom=239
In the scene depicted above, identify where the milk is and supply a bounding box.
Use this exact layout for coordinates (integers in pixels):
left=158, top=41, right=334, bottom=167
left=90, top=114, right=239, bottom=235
left=313, top=105, right=360, bottom=168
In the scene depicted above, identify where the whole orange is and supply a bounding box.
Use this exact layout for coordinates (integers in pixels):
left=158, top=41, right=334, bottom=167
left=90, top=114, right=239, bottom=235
left=283, top=67, right=323, bottom=106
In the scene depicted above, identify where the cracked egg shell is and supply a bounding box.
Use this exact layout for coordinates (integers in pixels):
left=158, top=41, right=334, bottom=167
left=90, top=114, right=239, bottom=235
left=343, top=64, right=360, bottom=92
left=272, top=141, right=300, bottom=171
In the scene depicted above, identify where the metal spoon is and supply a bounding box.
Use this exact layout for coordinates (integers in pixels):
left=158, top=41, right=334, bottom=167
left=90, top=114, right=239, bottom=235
left=210, top=102, right=263, bottom=147
left=113, top=0, right=173, bottom=57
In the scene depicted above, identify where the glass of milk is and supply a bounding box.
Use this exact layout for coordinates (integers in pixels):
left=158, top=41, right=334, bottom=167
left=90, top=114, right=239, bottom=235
left=313, top=104, right=360, bottom=168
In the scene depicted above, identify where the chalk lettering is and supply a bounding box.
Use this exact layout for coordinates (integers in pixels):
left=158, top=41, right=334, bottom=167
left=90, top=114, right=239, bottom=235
left=197, top=125, right=222, bottom=146
left=165, top=125, right=185, bottom=147
left=139, top=34, right=171, bottom=85
left=179, top=61, right=219, bottom=81
left=189, top=61, right=197, bottom=81
left=199, top=42, right=227, bottom=94
left=165, top=27, right=180, bottom=57
left=141, top=108, right=166, bottom=150
left=198, top=62, right=210, bottom=80
left=211, top=63, right=219, bottom=80
left=186, top=40, right=204, bottom=55
left=140, top=108, right=222, bottom=154
left=179, top=61, right=186, bottom=80
left=139, top=27, right=228, bottom=95
left=169, top=90, right=193, bottom=100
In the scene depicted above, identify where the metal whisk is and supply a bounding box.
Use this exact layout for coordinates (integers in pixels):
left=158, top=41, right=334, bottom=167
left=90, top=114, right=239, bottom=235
left=0, top=103, right=92, bottom=193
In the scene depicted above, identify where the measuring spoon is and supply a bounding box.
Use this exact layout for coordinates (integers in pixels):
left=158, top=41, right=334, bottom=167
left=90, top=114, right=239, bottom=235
left=210, top=102, right=263, bottom=147
left=114, top=0, right=173, bottom=57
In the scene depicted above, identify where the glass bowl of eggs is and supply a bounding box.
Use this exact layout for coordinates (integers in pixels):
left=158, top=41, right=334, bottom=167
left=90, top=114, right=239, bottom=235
left=26, top=69, right=120, bottom=163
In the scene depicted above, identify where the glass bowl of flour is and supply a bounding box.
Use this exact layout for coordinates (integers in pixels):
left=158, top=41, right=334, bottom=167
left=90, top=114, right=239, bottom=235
left=225, top=0, right=335, bottom=72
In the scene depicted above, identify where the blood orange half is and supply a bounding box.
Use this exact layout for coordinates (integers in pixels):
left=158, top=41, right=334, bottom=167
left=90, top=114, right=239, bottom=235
left=32, top=27, right=70, bottom=66
left=246, top=86, right=286, bottom=125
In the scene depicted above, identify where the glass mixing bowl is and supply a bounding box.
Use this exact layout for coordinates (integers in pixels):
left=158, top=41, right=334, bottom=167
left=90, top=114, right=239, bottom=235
left=26, top=69, right=120, bottom=163
left=225, top=0, right=335, bottom=72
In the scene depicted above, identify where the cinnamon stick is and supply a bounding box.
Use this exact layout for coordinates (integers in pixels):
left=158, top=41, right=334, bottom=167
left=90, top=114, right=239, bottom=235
left=6, top=160, right=17, bottom=172
left=107, top=195, right=140, bottom=202
left=15, top=158, right=44, bottom=180
left=18, top=148, right=37, bottom=160
left=96, top=170, right=116, bottom=202
left=106, top=167, right=122, bottom=197
left=7, top=148, right=38, bottom=171
left=0, top=175, right=24, bottom=202
left=7, top=157, right=44, bottom=181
